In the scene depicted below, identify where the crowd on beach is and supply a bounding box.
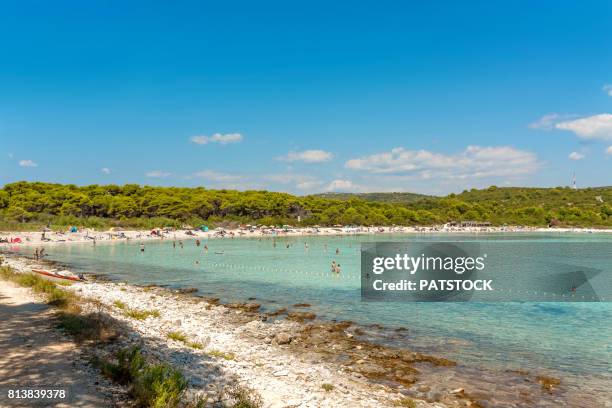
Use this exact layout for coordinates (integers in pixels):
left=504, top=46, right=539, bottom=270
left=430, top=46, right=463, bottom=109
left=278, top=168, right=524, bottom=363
left=1, top=223, right=610, bottom=248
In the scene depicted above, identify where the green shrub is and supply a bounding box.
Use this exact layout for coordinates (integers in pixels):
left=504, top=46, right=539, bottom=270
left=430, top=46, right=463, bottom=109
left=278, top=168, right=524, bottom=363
left=98, top=347, right=186, bottom=408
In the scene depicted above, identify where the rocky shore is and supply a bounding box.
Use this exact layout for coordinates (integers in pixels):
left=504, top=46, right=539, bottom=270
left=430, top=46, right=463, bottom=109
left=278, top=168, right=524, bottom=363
left=1, top=254, right=585, bottom=407
left=2, top=255, right=447, bottom=407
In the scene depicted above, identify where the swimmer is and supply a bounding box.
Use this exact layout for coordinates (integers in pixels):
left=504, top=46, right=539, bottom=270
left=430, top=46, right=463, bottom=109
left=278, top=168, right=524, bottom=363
left=140, top=242, right=145, bottom=252
left=204, top=244, right=208, bottom=252
left=196, top=239, right=200, bottom=247
left=336, top=248, right=340, bottom=255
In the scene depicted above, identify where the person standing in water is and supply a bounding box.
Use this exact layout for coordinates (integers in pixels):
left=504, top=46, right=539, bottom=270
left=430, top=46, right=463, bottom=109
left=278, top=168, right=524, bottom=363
left=140, top=242, right=145, bottom=252
left=336, top=247, right=340, bottom=255
left=196, top=239, right=200, bottom=247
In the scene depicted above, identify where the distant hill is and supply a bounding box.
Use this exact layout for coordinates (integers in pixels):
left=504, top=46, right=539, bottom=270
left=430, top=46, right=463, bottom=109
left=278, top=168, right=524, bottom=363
left=313, top=192, right=431, bottom=204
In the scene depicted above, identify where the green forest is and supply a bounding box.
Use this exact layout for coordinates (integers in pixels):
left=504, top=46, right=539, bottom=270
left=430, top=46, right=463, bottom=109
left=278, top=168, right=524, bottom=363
left=1, top=181, right=611, bottom=230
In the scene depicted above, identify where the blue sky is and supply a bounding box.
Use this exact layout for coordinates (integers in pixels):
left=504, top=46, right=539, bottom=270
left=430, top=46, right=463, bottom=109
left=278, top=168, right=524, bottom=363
left=1, top=1, right=612, bottom=195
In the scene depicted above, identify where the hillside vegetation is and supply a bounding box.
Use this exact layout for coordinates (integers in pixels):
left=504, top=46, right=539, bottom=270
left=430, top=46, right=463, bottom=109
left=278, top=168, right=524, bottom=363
left=314, top=192, right=430, bottom=204
left=0, top=182, right=611, bottom=230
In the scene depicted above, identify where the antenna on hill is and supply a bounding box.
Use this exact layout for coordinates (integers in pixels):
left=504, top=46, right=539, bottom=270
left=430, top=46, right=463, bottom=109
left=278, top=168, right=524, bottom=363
left=571, top=172, right=577, bottom=190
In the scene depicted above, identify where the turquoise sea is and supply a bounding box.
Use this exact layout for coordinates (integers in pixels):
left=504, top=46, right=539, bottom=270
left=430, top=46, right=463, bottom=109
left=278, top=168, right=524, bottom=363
left=7, top=233, right=611, bottom=405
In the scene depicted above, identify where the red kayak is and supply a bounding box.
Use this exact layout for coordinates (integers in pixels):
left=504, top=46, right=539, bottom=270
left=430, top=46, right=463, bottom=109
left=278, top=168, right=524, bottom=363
left=31, top=268, right=84, bottom=282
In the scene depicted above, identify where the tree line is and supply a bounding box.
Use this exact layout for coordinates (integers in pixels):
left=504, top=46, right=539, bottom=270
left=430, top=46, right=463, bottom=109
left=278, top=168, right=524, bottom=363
left=0, top=182, right=610, bottom=229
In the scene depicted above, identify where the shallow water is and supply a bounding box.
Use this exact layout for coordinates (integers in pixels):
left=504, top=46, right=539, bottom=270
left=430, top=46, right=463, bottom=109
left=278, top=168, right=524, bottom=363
left=7, top=232, right=612, bottom=405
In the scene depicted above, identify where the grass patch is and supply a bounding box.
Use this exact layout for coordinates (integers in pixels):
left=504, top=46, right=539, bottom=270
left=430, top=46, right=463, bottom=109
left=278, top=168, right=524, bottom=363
left=321, top=383, right=334, bottom=392
left=56, top=310, right=118, bottom=343
left=0, top=266, right=117, bottom=344
left=167, top=331, right=187, bottom=342
left=113, top=300, right=127, bottom=309
left=96, top=346, right=187, bottom=408
left=166, top=331, right=203, bottom=349
left=124, top=308, right=160, bottom=320
left=0, top=266, right=75, bottom=307
left=187, top=342, right=203, bottom=350
left=393, top=397, right=417, bottom=408
left=207, top=350, right=235, bottom=361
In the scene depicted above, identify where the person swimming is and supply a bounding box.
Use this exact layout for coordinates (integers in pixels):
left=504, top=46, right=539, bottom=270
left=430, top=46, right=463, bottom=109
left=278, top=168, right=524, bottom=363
left=196, top=239, right=200, bottom=246
left=336, top=248, right=340, bottom=255
left=140, top=242, right=145, bottom=252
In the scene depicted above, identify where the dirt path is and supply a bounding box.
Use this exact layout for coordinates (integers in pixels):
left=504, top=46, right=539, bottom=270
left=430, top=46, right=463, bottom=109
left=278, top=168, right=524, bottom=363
left=0, top=281, right=116, bottom=407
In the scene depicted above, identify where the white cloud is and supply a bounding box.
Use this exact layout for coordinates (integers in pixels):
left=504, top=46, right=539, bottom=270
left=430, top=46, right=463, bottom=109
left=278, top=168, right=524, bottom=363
left=568, top=152, right=585, bottom=161
left=101, top=167, right=111, bottom=174
left=193, top=170, right=244, bottom=182
left=555, top=114, right=612, bottom=140
left=146, top=170, right=171, bottom=178
left=606, top=146, right=612, bottom=156
left=603, top=84, right=612, bottom=96
left=19, top=159, right=37, bottom=167
left=190, top=133, right=243, bottom=145
left=345, top=145, right=539, bottom=180
left=326, top=179, right=363, bottom=192
left=528, top=113, right=563, bottom=130
left=277, top=150, right=334, bottom=163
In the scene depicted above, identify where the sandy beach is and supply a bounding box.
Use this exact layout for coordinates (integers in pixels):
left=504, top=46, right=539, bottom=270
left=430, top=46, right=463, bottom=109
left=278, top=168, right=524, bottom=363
left=2, top=224, right=611, bottom=248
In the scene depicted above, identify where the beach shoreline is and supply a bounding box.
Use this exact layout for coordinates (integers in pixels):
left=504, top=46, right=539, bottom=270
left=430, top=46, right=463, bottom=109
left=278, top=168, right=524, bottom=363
left=0, top=254, right=443, bottom=407
left=1, top=253, right=601, bottom=407
left=2, top=224, right=612, bottom=248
